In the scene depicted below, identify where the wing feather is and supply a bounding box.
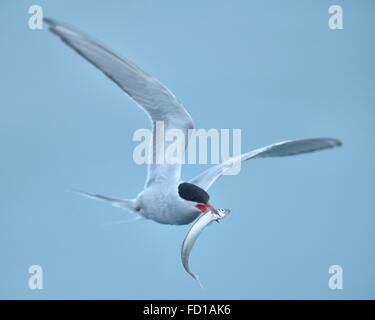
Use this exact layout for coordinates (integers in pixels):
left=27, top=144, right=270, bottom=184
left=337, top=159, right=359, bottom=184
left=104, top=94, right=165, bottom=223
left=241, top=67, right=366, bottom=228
left=189, top=138, right=342, bottom=190
left=45, top=18, right=194, bottom=187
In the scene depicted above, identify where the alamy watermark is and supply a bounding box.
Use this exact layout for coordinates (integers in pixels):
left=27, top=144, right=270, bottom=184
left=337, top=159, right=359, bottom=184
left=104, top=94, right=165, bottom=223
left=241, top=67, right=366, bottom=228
left=328, top=5, right=344, bottom=30
left=133, top=122, right=242, bottom=175
left=328, top=265, right=343, bottom=290
left=28, top=5, right=43, bottom=30
left=28, top=264, right=43, bottom=290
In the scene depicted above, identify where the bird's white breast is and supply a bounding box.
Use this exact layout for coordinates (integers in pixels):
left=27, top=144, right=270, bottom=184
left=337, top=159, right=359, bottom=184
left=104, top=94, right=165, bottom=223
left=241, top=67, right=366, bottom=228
left=136, top=182, right=201, bottom=225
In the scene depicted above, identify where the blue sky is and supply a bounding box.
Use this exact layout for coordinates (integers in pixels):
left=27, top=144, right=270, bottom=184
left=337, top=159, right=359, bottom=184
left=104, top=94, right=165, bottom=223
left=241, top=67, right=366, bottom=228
left=0, top=0, right=374, bottom=299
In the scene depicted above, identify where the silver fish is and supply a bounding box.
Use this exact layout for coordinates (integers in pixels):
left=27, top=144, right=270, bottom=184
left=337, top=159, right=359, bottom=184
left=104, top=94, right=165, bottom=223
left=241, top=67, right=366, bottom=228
left=181, top=208, right=231, bottom=288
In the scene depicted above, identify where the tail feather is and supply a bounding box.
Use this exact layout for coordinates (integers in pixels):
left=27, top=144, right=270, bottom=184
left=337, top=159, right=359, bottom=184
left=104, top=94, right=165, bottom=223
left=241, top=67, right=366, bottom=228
left=71, top=189, right=136, bottom=212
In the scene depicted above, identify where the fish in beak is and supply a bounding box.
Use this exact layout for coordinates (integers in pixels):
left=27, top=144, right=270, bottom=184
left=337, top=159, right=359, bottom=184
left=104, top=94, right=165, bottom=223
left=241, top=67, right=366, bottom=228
left=181, top=207, right=231, bottom=287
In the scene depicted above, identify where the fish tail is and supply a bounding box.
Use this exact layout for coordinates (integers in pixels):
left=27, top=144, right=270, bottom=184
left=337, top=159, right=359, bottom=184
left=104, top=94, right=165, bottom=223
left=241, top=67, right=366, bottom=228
left=192, top=273, right=205, bottom=290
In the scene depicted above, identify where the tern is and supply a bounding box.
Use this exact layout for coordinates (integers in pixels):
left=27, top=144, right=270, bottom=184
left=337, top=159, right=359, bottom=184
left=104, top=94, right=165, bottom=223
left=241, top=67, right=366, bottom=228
left=44, top=18, right=342, bottom=226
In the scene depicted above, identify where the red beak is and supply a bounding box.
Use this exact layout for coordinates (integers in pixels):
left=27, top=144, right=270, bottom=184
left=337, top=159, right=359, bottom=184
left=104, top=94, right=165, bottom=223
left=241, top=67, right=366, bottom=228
left=195, top=203, right=218, bottom=214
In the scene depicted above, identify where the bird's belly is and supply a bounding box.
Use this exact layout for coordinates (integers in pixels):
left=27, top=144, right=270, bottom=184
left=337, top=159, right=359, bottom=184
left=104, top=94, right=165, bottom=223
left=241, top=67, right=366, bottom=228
left=136, top=184, right=201, bottom=225
left=142, top=205, right=200, bottom=225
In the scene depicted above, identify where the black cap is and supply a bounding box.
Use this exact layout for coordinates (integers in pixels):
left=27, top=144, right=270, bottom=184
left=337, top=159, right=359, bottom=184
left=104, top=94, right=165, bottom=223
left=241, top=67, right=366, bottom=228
left=178, top=182, right=210, bottom=204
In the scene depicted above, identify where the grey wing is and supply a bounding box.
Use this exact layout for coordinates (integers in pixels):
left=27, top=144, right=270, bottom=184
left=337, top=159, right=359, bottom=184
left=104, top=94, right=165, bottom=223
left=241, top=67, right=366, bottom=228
left=190, top=138, right=342, bottom=190
left=44, top=18, right=194, bottom=187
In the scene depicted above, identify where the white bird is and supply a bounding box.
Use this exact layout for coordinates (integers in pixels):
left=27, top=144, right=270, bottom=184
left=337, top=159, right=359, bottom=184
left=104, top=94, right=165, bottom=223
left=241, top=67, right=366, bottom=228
left=44, top=18, right=342, bottom=226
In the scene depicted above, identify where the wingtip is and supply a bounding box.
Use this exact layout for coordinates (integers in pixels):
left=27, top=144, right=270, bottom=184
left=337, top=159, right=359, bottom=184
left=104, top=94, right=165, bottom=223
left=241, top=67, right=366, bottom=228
left=43, top=17, right=57, bottom=28
left=69, top=188, right=92, bottom=198
left=317, top=138, right=342, bottom=148
left=68, top=187, right=82, bottom=194
left=43, top=17, right=72, bottom=32
left=330, top=138, right=343, bottom=148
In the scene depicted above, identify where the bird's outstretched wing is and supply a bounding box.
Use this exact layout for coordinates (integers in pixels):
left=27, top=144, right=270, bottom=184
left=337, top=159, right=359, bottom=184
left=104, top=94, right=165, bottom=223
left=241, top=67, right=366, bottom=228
left=44, top=18, right=194, bottom=187
left=189, top=138, right=342, bottom=190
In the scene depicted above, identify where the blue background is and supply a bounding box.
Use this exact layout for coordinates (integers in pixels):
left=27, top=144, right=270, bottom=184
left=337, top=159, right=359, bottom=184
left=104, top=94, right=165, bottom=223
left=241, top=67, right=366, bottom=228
left=1, top=0, right=374, bottom=299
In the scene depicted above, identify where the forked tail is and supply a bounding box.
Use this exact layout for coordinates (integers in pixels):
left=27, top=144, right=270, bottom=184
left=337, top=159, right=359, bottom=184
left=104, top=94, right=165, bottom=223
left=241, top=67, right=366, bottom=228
left=71, top=189, right=136, bottom=212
